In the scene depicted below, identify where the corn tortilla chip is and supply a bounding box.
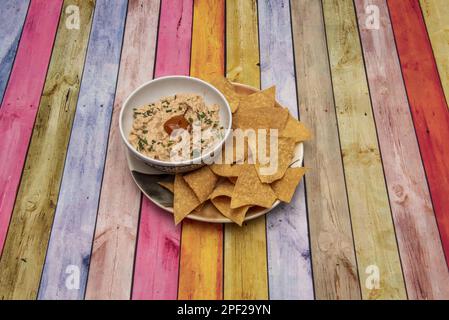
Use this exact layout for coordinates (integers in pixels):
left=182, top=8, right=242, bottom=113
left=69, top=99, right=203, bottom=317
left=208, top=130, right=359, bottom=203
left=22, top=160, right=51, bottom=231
left=211, top=77, right=240, bottom=113
left=184, top=166, right=218, bottom=203
left=158, top=181, right=174, bottom=193
left=210, top=180, right=250, bottom=225
left=210, top=163, right=244, bottom=177
left=228, top=177, right=238, bottom=184
left=254, top=137, right=296, bottom=183
left=173, top=175, right=200, bottom=224
left=233, top=107, right=289, bottom=130
left=271, top=167, right=307, bottom=202
left=230, top=165, right=277, bottom=209
left=219, top=134, right=249, bottom=164
left=280, top=115, right=312, bottom=142
left=239, top=86, right=276, bottom=111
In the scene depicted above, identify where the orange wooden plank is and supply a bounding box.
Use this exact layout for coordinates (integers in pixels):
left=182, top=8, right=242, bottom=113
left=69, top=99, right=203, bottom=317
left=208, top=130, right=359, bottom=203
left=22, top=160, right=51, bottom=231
left=177, top=0, right=224, bottom=300
left=224, top=0, right=268, bottom=300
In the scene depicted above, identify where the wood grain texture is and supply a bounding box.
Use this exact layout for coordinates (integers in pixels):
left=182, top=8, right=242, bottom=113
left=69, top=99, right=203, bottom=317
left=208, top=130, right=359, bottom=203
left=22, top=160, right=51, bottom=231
left=0, top=0, right=62, bottom=255
left=387, top=0, right=449, bottom=266
left=0, top=0, right=95, bottom=300
left=291, top=0, right=360, bottom=300
left=224, top=0, right=268, bottom=300
left=0, top=0, right=29, bottom=104
left=322, top=0, right=406, bottom=299
left=85, top=0, right=160, bottom=300
left=420, top=0, right=449, bottom=108
left=177, top=0, right=224, bottom=300
left=355, top=0, right=449, bottom=300
left=258, top=0, right=314, bottom=300
left=132, top=0, right=192, bottom=300
left=38, top=0, right=128, bottom=300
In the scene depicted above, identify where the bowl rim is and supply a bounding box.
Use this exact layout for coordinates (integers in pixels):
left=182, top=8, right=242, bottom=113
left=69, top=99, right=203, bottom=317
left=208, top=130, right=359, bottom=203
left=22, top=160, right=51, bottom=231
left=119, top=75, right=233, bottom=167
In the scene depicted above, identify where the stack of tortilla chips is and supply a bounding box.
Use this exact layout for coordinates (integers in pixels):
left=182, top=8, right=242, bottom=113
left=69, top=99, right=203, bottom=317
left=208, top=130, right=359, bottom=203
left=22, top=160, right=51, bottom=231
left=159, top=77, right=311, bottom=226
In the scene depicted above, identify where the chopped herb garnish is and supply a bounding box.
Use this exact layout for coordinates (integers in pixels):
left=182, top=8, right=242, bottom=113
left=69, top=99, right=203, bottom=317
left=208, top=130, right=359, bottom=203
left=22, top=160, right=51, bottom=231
left=143, top=110, right=153, bottom=117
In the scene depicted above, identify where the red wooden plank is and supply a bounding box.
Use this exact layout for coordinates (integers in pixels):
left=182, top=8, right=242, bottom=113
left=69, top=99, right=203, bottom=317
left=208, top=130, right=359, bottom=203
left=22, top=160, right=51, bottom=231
left=387, top=0, right=449, bottom=265
left=0, top=0, right=63, bottom=253
left=132, top=0, right=193, bottom=300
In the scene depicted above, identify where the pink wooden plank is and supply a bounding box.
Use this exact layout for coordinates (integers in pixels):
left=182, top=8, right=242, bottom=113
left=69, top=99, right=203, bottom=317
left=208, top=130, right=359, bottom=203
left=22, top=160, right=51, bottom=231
left=131, top=0, right=193, bottom=300
left=355, top=0, right=449, bottom=299
left=0, top=0, right=63, bottom=253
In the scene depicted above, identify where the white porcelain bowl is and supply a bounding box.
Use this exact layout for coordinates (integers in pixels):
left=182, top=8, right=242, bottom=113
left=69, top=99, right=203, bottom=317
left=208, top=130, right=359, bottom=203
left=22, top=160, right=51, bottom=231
left=119, top=76, right=233, bottom=173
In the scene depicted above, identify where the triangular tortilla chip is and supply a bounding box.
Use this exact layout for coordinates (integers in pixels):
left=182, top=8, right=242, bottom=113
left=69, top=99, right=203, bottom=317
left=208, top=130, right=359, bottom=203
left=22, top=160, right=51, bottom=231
left=239, top=86, right=276, bottom=110
left=183, top=166, right=218, bottom=203
left=210, top=180, right=250, bottom=225
left=280, top=115, right=312, bottom=142
left=230, top=165, right=276, bottom=209
left=233, top=107, right=289, bottom=130
left=158, top=181, right=174, bottom=193
left=211, top=77, right=240, bottom=113
left=253, top=137, right=296, bottom=183
left=173, top=175, right=200, bottom=224
left=271, top=167, right=307, bottom=202
left=210, top=163, right=244, bottom=177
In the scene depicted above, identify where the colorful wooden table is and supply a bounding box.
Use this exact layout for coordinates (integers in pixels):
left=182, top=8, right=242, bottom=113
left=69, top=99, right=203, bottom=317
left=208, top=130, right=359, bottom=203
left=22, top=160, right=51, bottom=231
left=1, top=0, right=449, bottom=300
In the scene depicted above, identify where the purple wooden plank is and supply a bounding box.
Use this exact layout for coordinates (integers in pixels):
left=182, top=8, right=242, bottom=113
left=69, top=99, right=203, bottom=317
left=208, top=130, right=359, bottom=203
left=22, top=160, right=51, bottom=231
left=37, top=0, right=128, bottom=300
left=258, top=0, right=314, bottom=299
left=0, top=0, right=30, bottom=104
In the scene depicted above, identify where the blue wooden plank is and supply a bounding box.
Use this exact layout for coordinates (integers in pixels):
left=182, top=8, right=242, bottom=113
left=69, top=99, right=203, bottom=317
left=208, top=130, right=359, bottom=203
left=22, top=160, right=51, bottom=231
left=258, top=0, right=314, bottom=299
left=38, top=0, right=128, bottom=299
left=0, top=0, right=30, bottom=104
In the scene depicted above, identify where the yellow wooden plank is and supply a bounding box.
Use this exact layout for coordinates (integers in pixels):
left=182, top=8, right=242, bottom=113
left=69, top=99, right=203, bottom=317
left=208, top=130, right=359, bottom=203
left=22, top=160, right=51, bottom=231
left=420, top=0, right=449, bottom=109
left=224, top=0, right=268, bottom=300
left=177, top=0, right=224, bottom=300
left=291, top=0, right=361, bottom=299
left=0, top=0, right=95, bottom=300
left=322, top=0, right=406, bottom=299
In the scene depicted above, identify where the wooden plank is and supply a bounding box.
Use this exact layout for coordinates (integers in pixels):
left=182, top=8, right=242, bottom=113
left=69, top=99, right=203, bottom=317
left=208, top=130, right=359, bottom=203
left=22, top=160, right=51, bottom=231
left=387, top=0, right=449, bottom=267
left=37, top=0, right=128, bottom=300
left=420, top=0, right=449, bottom=109
left=177, top=0, right=224, bottom=300
left=322, top=0, right=406, bottom=299
left=291, top=0, right=360, bottom=299
left=0, top=0, right=30, bottom=104
left=224, top=0, right=268, bottom=300
left=355, top=0, right=449, bottom=300
left=132, top=0, right=192, bottom=300
left=258, top=0, right=314, bottom=300
left=0, top=0, right=95, bottom=300
left=0, top=0, right=62, bottom=254
left=85, top=0, right=160, bottom=300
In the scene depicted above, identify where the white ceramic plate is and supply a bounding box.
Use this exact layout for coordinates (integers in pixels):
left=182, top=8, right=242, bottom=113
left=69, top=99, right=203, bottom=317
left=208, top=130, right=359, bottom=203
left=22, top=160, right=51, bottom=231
left=126, top=82, right=304, bottom=223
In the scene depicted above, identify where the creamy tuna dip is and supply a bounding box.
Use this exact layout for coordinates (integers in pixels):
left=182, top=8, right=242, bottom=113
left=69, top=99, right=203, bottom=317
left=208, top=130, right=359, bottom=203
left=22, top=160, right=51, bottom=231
left=129, top=94, right=224, bottom=161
